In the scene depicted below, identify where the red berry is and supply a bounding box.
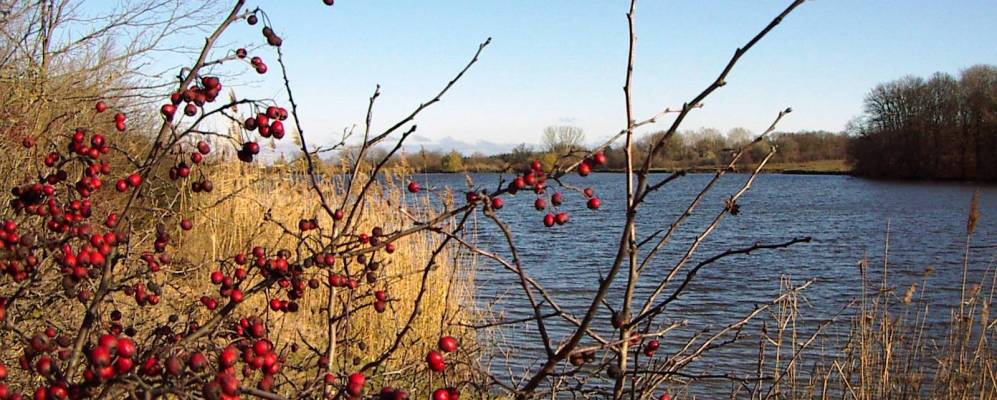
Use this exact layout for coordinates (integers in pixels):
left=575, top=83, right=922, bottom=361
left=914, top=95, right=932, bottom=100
left=219, top=346, right=238, bottom=368
left=270, top=120, right=285, bottom=138
left=407, top=181, right=420, bottom=193
left=180, top=219, right=193, bottom=231
left=253, top=340, right=272, bottom=356
left=165, top=356, right=183, bottom=376
left=426, top=351, right=445, bottom=372
left=189, top=352, right=207, bottom=372
left=90, top=346, right=112, bottom=366
left=593, top=151, right=608, bottom=165
left=160, top=104, right=176, bottom=120
left=587, top=197, right=602, bottom=210
left=438, top=336, right=458, bottom=353
left=126, top=173, right=142, bottom=187
left=534, top=198, right=547, bottom=211
left=117, top=337, right=137, bottom=358
left=543, top=213, right=555, bottom=227
left=432, top=389, right=450, bottom=400
left=34, top=356, right=52, bottom=376
left=49, top=386, right=68, bottom=399
left=347, top=372, right=365, bottom=395
left=115, top=356, right=134, bottom=374
left=578, top=162, right=592, bottom=176
left=369, top=299, right=384, bottom=313
left=218, top=373, right=239, bottom=396
left=555, top=212, right=570, bottom=225
left=95, top=101, right=108, bottom=113
left=491, top=197, right=504, bottom=210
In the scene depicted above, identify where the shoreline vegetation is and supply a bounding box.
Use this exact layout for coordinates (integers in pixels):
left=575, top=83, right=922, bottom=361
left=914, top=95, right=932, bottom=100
left=399, top=159, right=853, bottom=175
left=293, top=63, right=996, bottom=183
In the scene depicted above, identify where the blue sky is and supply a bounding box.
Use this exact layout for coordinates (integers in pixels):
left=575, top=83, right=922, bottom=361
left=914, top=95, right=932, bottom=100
left=106, top=1, right=997, bottom=154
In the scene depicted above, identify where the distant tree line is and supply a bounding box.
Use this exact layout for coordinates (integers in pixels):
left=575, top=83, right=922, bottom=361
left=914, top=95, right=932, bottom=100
left=377, top=127, right=849, bottom=173
left=284, top=65, right=994, bottom=180
left=619, top=128, right=848, bottom=171
left=847, top=64, right=997, bottom=180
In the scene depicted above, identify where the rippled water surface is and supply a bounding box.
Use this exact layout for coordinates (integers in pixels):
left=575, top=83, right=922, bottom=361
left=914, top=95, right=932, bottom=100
left=414, top=173, right=997, bottom=389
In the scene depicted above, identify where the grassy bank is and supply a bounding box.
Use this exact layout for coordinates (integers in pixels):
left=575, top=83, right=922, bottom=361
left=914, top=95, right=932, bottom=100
left=178, top=163, right=480, bottom=380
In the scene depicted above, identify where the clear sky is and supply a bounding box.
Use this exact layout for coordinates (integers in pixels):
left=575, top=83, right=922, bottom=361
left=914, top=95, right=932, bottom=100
left=111, top=1, right=997, bottom=154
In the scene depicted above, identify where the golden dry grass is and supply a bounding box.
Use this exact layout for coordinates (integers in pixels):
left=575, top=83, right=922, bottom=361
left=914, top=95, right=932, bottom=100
left=753, top=246, right=996, bottom=399
left=169, top=161, right=481, bottom=384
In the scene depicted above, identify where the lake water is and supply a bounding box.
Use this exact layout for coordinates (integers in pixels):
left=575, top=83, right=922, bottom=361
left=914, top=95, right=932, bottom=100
left=414, top=172, right=997, bottom=391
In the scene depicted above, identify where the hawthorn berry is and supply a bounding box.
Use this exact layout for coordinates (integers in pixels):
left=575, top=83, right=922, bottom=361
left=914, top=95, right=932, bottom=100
left=426, top=351, right=445, bottom=372
left=593, top=151, right=608, bottom=165
left=189, top=352, right=207, bottom=372
left=126, top=173, right=142, bottom=187
left=534, top=198, right=547, bottom=211
left=438, top=336, right=458, bottom=353
left=432, top=389, right=450, bottom=400
left=543, top=213, right=555, bottom=227
left=551, top=192, right=563, bottom=206
left=578, top=162, right=592, bottom=176
left=161, top=104, right=177, bottom=120
left=347, top=372, right=366, bottom=395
